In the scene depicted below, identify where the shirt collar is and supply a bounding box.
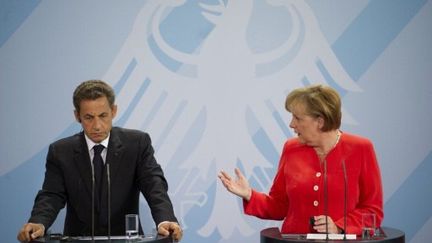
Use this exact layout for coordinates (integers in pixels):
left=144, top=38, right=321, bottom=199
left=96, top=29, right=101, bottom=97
left=84, top=133, right=110, bottom=152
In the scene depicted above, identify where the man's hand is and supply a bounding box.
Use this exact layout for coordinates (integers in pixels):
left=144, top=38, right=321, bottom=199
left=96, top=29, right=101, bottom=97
left=158, top=221, right=182, bottom=241
left=17, top=223, right=45, bottom=242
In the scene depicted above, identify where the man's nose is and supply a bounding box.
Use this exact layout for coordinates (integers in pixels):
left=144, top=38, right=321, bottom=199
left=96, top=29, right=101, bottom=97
left=92, top=118, right=102, bottom=130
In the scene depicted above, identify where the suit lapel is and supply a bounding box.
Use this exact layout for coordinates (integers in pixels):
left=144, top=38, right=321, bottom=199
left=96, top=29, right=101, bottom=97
left=100, top=129, right=125, bottom=198
left=106, top=129, right=124, bottom=182
left=73, top=133, right=93, bottom=196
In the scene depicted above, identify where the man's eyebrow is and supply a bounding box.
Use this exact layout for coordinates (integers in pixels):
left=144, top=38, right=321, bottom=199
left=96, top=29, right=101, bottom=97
left=84, top=112, right=107, bottom=116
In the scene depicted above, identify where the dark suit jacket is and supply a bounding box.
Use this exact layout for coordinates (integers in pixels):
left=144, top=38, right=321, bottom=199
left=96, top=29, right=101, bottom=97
left=29, top=127, right=177, bottom=236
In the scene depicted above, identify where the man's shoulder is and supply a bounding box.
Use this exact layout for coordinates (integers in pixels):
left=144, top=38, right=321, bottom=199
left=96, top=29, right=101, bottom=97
left=50, top=132, right=83, bottom=147
left=111, top=127, right=152, bottom=145
left=112, top=127, right=149, bottom=137
left=110, top=128, right=154, bottom=152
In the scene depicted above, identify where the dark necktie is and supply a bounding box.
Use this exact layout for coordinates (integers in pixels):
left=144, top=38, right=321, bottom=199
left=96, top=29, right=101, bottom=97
left=93, top=145, right=105, bottom=208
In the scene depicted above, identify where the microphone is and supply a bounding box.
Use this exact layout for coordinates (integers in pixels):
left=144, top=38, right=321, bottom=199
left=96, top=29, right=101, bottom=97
left=342, top=160, right=348, bottom=240
left=107, top=163, right=111, bottom=241
left=90, top=160, right=95, bottom=242
left=323, top=159, right=329, bottom=240
left=307, top=158, right=356, bottom=240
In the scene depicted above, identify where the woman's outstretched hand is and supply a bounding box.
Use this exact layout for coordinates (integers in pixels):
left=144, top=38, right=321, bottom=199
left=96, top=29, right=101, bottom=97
left=218, top=168, right=252, bottom=201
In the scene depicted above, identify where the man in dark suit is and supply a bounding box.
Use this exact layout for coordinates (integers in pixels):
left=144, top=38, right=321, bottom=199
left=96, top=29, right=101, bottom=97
left=17, top=80, right=182, bottom=242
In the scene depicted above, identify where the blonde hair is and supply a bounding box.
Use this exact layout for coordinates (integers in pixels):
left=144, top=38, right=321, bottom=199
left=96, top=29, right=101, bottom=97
left=285, top=84, right=341, bottom=131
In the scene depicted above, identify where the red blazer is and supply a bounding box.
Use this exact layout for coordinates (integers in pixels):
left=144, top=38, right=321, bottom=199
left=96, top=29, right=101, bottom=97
left=244, top=132, right=383, bottom=235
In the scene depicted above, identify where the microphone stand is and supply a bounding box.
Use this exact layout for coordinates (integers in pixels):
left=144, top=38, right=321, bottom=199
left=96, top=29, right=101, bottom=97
left=107, top=163, right=111, bottom=242
left=324, top=159, right=329, bottom=241
left=90, top=161, right=95, bottom=242
left=342, top=160, right=348, bottom=240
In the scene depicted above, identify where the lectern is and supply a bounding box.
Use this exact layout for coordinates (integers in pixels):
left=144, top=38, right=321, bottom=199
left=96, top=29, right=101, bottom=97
left=261, top=227, right=404, bottom=243
left=29, top=234, right=171, bottom=243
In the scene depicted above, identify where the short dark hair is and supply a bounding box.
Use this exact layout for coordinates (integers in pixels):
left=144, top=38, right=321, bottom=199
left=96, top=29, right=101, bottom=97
left=73, top=80, right=115, bottom=113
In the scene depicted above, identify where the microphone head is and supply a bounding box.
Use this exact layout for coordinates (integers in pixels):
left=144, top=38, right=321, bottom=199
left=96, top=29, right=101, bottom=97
left=309, top=216, right=315, bottom=226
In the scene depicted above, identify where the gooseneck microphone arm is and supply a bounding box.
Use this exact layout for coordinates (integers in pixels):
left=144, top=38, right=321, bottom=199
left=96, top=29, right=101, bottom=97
left=324, top=159, right=329, bottom=240
left=342, top=160, right=348, bottom=240
left=107, top=163, right=111, bottom=241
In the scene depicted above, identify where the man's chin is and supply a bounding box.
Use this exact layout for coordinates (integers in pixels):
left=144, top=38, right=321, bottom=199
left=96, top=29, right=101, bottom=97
left=90, top=135, right=107, bottom=143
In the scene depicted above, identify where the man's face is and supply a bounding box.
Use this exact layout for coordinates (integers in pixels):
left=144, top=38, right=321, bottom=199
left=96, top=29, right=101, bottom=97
left=74, top=96, right=117, bottom=143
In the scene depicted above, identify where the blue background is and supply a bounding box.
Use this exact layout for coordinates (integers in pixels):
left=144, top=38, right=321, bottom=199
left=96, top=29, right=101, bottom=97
left=1, top=1, right=431, bottom=242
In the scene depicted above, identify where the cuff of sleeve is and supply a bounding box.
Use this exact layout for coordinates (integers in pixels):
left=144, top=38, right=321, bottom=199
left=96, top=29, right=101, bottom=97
left=157, top=221, right=169, bottom=230
left=30, top=222, right=45, bottom=233
left=243, top=189, right=256, bottom=214
left=157, top=221, right=180, bottom=230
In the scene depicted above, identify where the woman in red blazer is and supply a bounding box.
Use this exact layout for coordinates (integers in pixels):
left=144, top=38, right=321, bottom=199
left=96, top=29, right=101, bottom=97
left=219, top=84, right=383, bottom=235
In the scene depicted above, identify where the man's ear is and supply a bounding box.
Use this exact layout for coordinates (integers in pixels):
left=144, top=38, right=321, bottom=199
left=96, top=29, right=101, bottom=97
left=74, top=110, right=81, bottom=123
left=111, top=105, right=118, bottom=118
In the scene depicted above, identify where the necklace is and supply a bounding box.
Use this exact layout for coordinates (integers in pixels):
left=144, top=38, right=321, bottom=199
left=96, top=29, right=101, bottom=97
left=316, top=130, right=341, bottom=156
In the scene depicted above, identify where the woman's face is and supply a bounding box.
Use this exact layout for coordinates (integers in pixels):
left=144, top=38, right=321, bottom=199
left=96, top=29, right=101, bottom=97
left=289, top=103, right=322, bottom=146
